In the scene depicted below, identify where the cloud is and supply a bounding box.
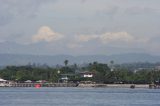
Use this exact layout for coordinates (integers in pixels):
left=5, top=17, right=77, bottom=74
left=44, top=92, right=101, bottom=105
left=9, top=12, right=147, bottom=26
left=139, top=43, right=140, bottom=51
left=100, top=32, right=134, bottom=44
left=75, top=31, right=134, bottom=43
left=32, top=26, right=63, bottom=43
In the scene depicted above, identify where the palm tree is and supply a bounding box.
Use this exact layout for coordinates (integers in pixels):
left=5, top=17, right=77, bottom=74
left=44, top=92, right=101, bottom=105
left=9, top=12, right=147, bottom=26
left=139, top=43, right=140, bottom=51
left=110, top=60, right=114, bottom=65
left=93, top=61, right=98, bottom=65
left=64, top=60, right=69, bottom=67
left=110, top=60, right=114, bottom=71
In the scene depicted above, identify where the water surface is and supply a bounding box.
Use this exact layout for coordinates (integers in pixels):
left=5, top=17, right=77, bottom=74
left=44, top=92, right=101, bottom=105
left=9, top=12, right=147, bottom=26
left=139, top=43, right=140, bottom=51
left=0, top=87, right=160, bottom=106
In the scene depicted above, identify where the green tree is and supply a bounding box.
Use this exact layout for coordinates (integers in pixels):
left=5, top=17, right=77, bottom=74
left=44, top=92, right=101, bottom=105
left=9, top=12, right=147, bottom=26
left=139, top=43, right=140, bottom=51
left=64, top=60, right=69, bottom=67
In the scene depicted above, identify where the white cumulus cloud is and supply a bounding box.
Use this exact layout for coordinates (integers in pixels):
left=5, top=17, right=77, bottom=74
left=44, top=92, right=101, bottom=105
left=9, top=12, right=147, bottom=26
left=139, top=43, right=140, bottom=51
left=75, top=31, right=134, bottom=43
left=32, top=26, right=63, bottom=43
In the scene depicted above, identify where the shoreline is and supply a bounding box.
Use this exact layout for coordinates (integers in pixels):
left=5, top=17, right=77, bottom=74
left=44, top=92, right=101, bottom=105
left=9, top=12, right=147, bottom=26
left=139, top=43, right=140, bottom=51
left=0, top=83, right=152, bottom=88
left=1, top=81, right=160, bottom=88
left=77, top=84, right=149, bottom=88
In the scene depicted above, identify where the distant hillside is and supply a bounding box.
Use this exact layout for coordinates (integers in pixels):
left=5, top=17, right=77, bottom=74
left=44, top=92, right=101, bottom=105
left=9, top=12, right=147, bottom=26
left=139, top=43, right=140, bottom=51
left=0, top=53, right=160, bottom=66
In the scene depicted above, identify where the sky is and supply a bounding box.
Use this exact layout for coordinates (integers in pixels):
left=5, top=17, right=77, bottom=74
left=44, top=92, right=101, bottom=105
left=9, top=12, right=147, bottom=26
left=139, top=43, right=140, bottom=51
left=0, top=0, right=160, bottom=56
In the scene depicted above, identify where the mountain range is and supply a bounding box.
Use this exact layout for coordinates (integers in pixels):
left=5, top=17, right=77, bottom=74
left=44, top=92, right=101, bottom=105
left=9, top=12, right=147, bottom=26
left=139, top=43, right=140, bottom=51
left=0, top=53, right=160, bottom=66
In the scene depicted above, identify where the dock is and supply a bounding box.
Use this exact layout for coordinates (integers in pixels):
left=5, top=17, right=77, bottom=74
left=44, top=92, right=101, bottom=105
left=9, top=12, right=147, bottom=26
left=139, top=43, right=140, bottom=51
left=9, top=83, right=78, bottom=87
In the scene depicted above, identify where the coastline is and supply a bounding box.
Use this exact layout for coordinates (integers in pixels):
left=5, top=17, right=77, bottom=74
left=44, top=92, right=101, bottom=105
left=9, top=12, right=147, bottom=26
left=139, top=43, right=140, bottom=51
left=1, top=82, right=159, bottom=89
left=78, top=84, right=149, bottom=88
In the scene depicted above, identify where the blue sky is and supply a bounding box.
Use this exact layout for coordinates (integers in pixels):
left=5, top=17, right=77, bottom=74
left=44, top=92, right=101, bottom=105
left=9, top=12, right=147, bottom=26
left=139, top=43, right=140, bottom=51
left=0, top=0, right=160, bottom=55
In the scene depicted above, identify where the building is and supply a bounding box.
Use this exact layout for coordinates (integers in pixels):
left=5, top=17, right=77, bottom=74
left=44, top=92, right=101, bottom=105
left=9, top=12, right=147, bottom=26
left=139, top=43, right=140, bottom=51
left=0, top=78, right=9, bottom=87
left=61, top=76, right=69, bottom=81
left=24, top=80, right=32, bottom=83
left=36, top=80, right=47, bottom=83
left=59, top=74, right=72, bottom=83
left=80, top=72, right=94, bottom=78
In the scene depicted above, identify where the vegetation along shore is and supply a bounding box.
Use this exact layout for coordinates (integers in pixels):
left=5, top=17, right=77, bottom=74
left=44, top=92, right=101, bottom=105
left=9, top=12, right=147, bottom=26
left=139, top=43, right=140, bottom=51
left=0, top=60, right=160, bottom=88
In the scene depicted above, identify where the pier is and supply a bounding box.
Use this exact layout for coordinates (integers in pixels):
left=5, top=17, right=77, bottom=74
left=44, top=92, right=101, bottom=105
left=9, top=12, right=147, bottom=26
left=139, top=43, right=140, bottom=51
left=9, top=83, right=78, bottom=87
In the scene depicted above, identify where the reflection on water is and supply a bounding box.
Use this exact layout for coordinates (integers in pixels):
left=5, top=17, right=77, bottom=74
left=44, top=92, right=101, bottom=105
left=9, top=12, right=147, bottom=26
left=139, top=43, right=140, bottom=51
left=0, top=87, right=160, bottom=106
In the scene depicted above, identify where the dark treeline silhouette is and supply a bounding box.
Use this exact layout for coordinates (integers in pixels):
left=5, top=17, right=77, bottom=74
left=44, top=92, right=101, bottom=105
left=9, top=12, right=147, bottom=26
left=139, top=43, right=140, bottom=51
left=0, top=61, right=160, bottom=84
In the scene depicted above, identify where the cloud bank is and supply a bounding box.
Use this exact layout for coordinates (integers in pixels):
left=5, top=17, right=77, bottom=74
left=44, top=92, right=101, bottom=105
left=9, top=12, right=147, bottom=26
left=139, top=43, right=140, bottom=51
left=75, top=32, right=134, bottom=43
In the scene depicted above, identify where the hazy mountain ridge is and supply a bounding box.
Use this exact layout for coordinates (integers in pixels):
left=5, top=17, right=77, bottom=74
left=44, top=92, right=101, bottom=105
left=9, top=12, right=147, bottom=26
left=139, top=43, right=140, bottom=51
left=0, top=53, right=160, bottom=66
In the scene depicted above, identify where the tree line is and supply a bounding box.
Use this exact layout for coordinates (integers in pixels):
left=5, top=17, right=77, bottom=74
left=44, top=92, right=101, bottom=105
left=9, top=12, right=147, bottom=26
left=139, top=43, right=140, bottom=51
left=0, top=60, right=160, bottom=84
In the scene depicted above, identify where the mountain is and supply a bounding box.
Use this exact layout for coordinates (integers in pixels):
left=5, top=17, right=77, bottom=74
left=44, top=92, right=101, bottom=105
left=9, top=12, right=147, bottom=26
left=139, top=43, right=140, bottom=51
left=0, top=53, right=160, bottom=66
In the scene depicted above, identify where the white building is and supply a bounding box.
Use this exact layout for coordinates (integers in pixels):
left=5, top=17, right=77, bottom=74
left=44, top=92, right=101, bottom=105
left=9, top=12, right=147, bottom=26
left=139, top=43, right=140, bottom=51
left=80, top=72, right=94, bottom=78
left=24, top=80, right=32, bottom=83
left=0, top=78, right=9, bottom=87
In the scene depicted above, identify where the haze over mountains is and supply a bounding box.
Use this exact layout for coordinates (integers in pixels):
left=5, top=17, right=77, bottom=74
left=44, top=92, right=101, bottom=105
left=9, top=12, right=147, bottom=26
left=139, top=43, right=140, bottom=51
left=0, top=53, right=160, bottom=66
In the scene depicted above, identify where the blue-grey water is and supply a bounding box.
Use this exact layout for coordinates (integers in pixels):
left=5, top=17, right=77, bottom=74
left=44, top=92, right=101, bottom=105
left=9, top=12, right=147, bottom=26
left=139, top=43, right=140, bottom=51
left=0, top=87, right=160, bottom=106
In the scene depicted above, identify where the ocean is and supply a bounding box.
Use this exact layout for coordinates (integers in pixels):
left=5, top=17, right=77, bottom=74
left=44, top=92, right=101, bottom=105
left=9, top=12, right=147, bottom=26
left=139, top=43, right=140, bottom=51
left=0, top=87, right=160, bottom=106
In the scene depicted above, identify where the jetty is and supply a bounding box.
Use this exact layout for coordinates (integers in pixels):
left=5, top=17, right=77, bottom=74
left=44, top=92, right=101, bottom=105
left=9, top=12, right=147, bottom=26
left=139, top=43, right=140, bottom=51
left=9, top=83, right=78, bottom=87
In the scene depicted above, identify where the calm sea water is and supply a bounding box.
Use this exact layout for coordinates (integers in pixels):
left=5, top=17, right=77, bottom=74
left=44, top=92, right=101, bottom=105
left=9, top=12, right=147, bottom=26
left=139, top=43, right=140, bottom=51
left=0, top=87, right=160, bottom=106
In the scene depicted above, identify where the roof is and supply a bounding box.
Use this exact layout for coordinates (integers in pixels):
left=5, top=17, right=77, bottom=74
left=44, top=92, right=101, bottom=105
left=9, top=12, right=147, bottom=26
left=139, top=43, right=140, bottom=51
left=61, top=76, right=68, bottom=80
